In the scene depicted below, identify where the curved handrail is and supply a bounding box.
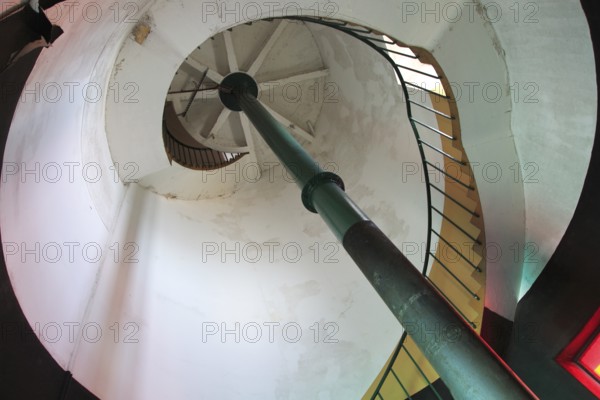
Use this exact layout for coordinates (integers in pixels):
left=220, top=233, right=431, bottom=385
left=164, top=17, right=485, bottom=397
left=281, top=16, right=485, bottom=399
left=285, top=15, right=434, bottom=275
left=163, top=101, right=248, bottom=170
left=162, top=128, right=247, bottom=170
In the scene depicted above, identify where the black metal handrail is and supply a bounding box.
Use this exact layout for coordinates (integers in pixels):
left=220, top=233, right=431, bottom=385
left=282, top=16, right=485, bottom=399
left=162, top=101, right=247, bottom=170
left=162, top=127, right=247, bottom=170
left=286, top=15, right=436, bottom=279
left=167, top=17, right=485, bottom=398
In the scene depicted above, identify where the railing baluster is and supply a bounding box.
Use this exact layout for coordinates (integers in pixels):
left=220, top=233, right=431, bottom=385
left=185, top=147, right=191, bottom=166
left=411, top=118, right=454, bottom=140
left=402, top=345, right=443, bottom=400
left=163, top=122, right=247, bottom=170
left=379, top=46, right=419, bottom=59
left=176, top=143, right=183, bottom=162
left=429, top=253, right=480, bottom=300
left=390, top=368, right=413, bottom=400
left=355, top=34, right=395, bottom=45
left=192, top=149, right=199, bottom=167
left=426, top=277, right=477, bottom=329
left=419, top=139, right=465, bottom=164
left=408, top=100, right=454, bottom=119
left=370, top=334, right=406, bottom=400
left=342, top=26, right=374, bottom=35
left=396, top=64, right=441, bottom=79
left=405, top=81, right=450, bottom=99
left=432, top=206, right=482, bottom=244
left=425, top=161, right=473, bottom=190
left=429, top=183, right=479, bottom=217
left=431, top=229, right=482, bottom=272
left=314, top=19, right=372, bottom=34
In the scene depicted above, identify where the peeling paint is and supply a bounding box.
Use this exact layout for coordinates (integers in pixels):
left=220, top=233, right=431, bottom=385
left=132, top=22, right=151, bottom=45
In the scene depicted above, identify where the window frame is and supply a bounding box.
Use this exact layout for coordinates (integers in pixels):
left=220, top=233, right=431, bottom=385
left=556, top=307, right=600, bottom=397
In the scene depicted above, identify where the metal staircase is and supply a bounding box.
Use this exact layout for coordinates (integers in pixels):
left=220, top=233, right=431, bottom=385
left=158, top=16, right=517, bottom=399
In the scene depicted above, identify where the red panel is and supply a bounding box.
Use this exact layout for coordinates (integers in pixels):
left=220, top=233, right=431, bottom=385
left=556, top=307, right=600, bottom=398
left=580, top=332, right=600, bottom=380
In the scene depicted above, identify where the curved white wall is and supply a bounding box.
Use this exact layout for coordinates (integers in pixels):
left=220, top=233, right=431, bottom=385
left=478, top=0, right=596, bottom=297
left=0, top=0, right=595, bottom=398
left=365, top=0, right=596, bottom=315
left=0, top=0, right=144, bottom=368
left=1, top=1, right=434, bottom=398
left=419, top=0, right=596, bottom=308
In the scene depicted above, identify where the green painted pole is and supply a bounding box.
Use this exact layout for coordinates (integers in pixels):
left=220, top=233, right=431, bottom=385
left=220, top=77, right=537, bottom=399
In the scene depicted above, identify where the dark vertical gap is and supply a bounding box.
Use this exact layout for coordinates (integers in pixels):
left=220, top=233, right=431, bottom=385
left=503, top=1, right=600, bottom=399
left=0, top=5, right=97, bottom=399
left=480, top=307, right=514, bottom=357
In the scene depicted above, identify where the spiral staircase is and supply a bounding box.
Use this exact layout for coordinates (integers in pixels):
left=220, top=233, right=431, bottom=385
left=0, top=1, right=596, bottom=399
left=148, top=17, right=489, bottom=398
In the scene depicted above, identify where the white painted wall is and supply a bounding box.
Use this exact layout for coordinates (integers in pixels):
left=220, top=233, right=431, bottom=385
left=0, top=0, right=145, bottom=369
left=75, top=8, right=436, bottom=398
left=477, top=0, right=596, bottom=297
left=1, top=0, right=595, bottom=398
left=1, top=1, right=434, bottom=398
left=385, top=0, right=596, bottom=316
left=120, top=0, right=598, bottom=310
left=102, top=0, right=540, bottom=319
left=71, top=177, right=407, bottom=399
left=306, top=22, right=444, bottom=265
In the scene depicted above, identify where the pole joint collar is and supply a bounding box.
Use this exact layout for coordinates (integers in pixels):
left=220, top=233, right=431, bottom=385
left=301, top=172, right=345, bottom=213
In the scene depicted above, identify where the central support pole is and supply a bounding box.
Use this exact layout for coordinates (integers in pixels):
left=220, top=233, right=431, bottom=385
left=219, top=75, right=537, bottom=400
